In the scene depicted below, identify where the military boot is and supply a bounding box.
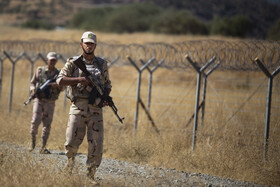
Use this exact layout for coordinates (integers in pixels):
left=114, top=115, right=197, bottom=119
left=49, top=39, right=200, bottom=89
left=40, top=139, right=51, bottom=154
left=40, top=147, right=51, bottom=154
left=64, top=157, right=75, bottom=175
left=87, top=166, right=99, bottom=185
left=28, top=136, right=36, bottom=152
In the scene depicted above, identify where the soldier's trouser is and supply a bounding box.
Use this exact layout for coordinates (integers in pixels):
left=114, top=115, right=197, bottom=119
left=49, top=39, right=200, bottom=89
left=30, top=98, right=55, bottom=146
left=65, top=106, right=104, bottom=169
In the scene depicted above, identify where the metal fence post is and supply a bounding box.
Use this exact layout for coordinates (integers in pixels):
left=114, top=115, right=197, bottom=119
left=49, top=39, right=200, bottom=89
left=140, top=59, right=165, bottom=111
left=24, top=53, right=39, bottom=81
left=57, top=54, right=68, bottom=111
left=193, top=72, right=201, bottom=150
left=38, top=53, right=48, bottom=65
left=127, top=56, right=159, bottom=133
left=4, top=51, right=24, bottom=113
left=200, top=61, right=221, bottom=126
left=254, top=58, right=280, bottom=159
left=108, top=56, right=120, bottom=69
left=185, top=55, right=217, bottom=150
left=0, top=55, right=6, bottom=99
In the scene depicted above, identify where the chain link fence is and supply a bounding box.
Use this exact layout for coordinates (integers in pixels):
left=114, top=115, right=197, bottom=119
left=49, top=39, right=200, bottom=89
left=0, top=39, right=279, bottom=158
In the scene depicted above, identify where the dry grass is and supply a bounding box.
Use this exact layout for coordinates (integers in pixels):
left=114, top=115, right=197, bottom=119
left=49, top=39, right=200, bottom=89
left=0, top=146, right=84, bottom=186
left=0, top=24, right=230, bottom=44
left=0, top=25, right=280, bottom=186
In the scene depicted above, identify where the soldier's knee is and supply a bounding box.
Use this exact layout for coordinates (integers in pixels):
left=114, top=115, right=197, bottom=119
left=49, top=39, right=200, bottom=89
left=30, top=131, right=37, bottom=136
left=31, top=118, right=41, bottom=126
left=42, top=117, right=53, bottom=126
left=31, top=111, right=42, bottom=122
left=42, top=126, right=51, bottom=134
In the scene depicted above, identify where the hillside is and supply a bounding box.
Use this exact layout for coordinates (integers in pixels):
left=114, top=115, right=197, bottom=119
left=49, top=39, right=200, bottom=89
left=0, top=0, right=279, bottom=39
left=148, top=0, right=280, bottom=38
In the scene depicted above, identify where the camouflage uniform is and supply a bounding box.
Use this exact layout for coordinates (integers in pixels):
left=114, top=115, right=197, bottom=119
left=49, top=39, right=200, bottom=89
left=56, top=55, right=111, bottom=173
left=30, top=66, right=61, bottom=152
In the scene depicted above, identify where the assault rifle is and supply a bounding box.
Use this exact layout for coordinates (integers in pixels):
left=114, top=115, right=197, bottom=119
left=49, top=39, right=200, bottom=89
left=73, top=56, right=124, bottom=124
left=24, top=74, right=58, bottom=106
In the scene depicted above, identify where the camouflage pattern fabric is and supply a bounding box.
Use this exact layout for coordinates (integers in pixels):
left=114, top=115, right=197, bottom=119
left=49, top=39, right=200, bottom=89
left=57, top=55, right=111, bottom=169
left=56, top=56, right=111, bottom=105
left=65, top=100, right=104, bottom=168
left=29, top=66, right=61, bottom=148
left=30, top=66, right=61, bottom=100
left=30, top=98, right=55, bottom=144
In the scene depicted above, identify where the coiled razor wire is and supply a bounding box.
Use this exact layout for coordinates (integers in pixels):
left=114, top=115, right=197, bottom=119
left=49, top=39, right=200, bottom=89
left=0, top=39, right=279, bottom=71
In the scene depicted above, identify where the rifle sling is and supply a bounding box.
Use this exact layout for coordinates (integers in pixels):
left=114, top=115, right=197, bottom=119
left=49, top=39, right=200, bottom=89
left=73, top=56, right=104, bottom=106
left=73, top=56, right=123, bottom=123
left=73, top=56, right=91, bottom=76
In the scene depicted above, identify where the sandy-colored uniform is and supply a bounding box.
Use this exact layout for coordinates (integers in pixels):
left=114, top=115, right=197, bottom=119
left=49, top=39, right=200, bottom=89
left=56, top=55, right=111, bottom=169
left=30, top=66, right=61, bottom=148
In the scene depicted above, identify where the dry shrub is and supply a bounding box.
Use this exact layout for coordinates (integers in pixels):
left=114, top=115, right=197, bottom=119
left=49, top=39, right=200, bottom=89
left=1, top=67, right=280, bottom=186
left=0, top=146, right=85, bottom=186
left=103, top=120, right=280, bottom=186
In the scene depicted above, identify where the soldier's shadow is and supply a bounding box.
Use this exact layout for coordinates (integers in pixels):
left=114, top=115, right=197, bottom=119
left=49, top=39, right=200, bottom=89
left=51, top=151, right=83, bottom=156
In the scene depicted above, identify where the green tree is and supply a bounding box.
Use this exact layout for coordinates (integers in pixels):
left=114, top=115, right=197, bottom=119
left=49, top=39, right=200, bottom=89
left=69, top=7, right=114, bottom=30
left=105, top=3, right=162, bottom=33
left=21, top=19, right=54, bottom=30
left=267, top=19, right=280, bottom=40
left=0, top=0, right=10, bottom=13
left=210, top=15, right=252, bottom=37
left=69, top=3, right=162, bottom=33
left=152, top=10, right=208, bottom=34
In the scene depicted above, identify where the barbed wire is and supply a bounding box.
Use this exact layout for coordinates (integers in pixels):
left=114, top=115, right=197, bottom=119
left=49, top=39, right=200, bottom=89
left=0, top=39, right=279, bottom=71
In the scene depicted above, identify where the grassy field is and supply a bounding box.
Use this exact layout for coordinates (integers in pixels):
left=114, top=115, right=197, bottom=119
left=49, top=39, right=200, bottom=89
left=0, top=24, right=229, bottom=44
left=0, top=25, right=280, bottom=186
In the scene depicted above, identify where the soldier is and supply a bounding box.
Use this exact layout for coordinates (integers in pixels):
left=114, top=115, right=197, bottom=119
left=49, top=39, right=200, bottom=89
left=56, top=31, right=112, bottom=183
left=29, top=52, right=62, bottom=154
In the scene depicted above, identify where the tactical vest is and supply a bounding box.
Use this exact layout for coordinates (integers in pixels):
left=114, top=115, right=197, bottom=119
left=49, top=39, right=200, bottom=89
left=66, top=57, right=105, bottom=105
left=37, top=66, right=61, bottom=100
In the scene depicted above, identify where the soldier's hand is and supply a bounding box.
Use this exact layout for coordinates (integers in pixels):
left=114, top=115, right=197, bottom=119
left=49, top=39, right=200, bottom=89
left=30, top=89, right=35, bottom=95
left=80, top=77, right=90, bottom=86
left=102, top=100, right=108, bottom=106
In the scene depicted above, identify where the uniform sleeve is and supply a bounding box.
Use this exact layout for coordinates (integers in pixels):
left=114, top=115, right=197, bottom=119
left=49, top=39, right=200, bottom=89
left=30, top=67, right=42, bottom=92
left=56, top=58, right=76, bottom=85
left=103, top=60, right=112, bottom=89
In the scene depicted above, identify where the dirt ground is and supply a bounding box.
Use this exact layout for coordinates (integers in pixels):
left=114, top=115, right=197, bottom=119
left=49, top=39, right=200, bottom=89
left=0, top=142, right=265, bottom=187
